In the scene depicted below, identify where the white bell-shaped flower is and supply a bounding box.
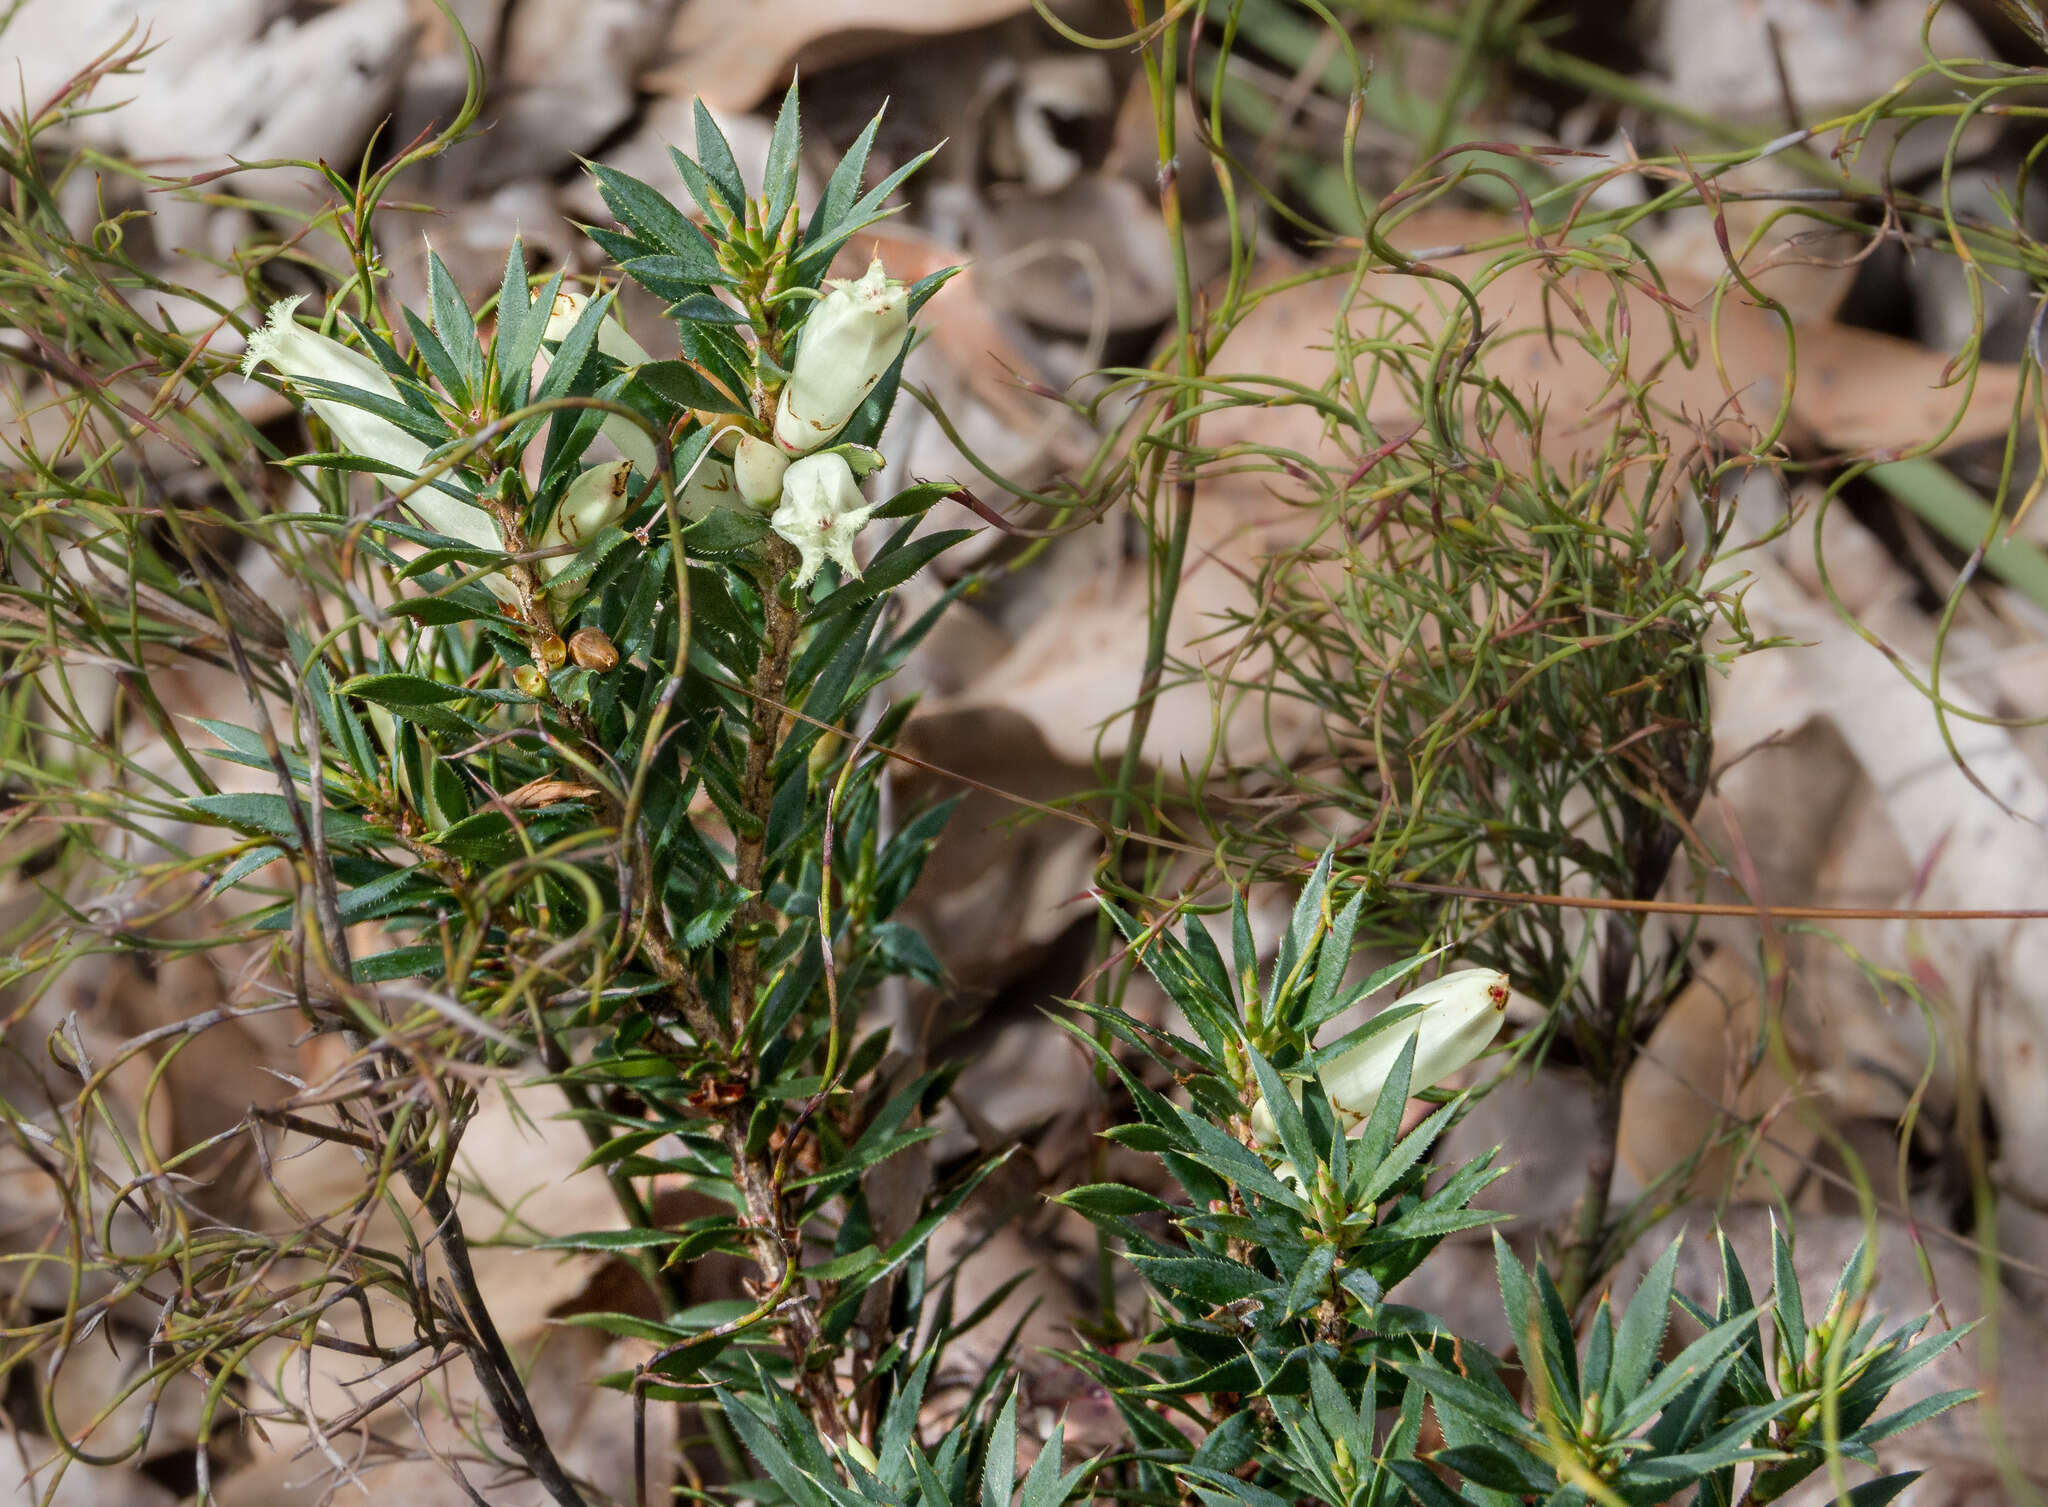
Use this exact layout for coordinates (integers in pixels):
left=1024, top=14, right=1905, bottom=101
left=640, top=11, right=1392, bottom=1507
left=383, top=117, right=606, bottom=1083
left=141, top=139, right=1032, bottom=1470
left=770, top=451, right=876, bottom=588
left=1253, top=967, right=1512, bottom=1145
left=242, top=295, right=509, bottom=594
left=771, top=257, right=909, bottom=455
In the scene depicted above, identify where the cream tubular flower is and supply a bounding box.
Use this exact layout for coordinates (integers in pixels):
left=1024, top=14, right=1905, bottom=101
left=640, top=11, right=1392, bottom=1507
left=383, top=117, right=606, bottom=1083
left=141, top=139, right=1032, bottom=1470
left=543, top=289, right=653, bottom=368
left=539, top=459, right=636, bottom=610
left=1253, top=967, right=1511, bottom=1146
left=769, top=451, right=876, bottom=588
left=242, top=295, right=509, bottom=590
left=771, top=257, right=909, bottom=455
left=679, top=458, right=745, bottom=520
left=243, top=294, right=430, bottom=477
left=535, top=289, right=662, bottom=476
left=733, top=434, right=790, bottom=507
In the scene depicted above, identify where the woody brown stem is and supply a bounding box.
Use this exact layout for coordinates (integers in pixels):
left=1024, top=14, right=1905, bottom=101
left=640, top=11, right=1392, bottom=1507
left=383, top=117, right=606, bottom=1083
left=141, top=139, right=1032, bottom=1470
left=723, top=1108, right=844, bottom=1441
left=718, top=538, right=843, bottom=1437
left=729, top=536, right=803, bottom=1043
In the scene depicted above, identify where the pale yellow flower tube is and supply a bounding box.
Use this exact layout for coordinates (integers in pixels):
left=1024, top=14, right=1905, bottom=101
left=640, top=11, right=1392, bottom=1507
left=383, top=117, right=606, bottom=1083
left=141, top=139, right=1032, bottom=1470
left=1252, top=967, right=1512, bottom=1146
left=535, top=289, right=662, bottom=477
left=771, top=257, right=909, bottom=455
left=241, top=294, right=510, bottom=594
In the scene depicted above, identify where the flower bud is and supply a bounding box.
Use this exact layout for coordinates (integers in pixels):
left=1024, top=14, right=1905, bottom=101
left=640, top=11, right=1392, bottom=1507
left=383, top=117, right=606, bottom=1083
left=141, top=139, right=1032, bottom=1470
left=1253, top=968, right=1511, bottom=1146
left=242, top=295, right=510, bottom=594
left=771, top=257, right=909, bottom=455
left=568, top=626, right=619, bottom=672
left=549, top=460, right=636, bottom=551
left=535, top=289, right=662, bottom=476
left=543, top=289, right=653, bottom=369
left=679, top=457, right=744, bottom=520
left=538, top=460, right=636, bottom=610
left=243, top=294, right=427, bottom=477
left=733, top=433, right=790, bottom=507
left=770, top=451, right=877, bottom=588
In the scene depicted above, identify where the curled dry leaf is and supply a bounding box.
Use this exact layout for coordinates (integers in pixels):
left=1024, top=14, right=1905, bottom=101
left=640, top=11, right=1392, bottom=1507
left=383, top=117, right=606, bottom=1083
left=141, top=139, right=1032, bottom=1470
left=964, top=173, right=1213, bottom=337
left=648, top=0, right=1046, bottom=110
left=1730, top=552, right=2048, bottom=1205
left=1202, top=208, right=2029, bottom=491
left=500, top=777, right=603, bottom=809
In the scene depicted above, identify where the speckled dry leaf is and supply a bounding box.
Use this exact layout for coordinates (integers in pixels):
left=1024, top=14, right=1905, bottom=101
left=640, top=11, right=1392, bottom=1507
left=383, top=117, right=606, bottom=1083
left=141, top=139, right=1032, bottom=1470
left=648, top=0, right=1042, bottom=110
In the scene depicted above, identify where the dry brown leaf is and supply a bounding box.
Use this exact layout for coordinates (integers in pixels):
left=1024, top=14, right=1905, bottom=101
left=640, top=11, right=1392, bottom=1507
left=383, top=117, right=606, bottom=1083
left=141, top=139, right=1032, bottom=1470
left=1731, top=552, right=2048, bottom=1205
left=898, top=704, right=1103, bottom=989
left=0, top=1423, right=178, bottom=1507
left=1202, top=209, right=2028, bottom=488
left=648, top=0, right=1042, bottom=110
left=1652, top=0, right=1995, bottom=179
left=966, top=175, right=1201, bottom=336
left=1617, top=945, right=1821, bottom=1204
left=500, top=778, right=601, bottom=809
left=922, top=488, right=1319, bottom=773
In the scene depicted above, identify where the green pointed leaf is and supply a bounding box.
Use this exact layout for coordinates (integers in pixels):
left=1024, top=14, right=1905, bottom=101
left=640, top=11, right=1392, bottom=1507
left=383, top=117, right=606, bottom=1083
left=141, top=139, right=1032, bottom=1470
left=339, top=672, right=470, bottom=707
left=1611, top=1234, right=1681, bottom=1402
left=983, top=1387, right=1019, bottom=1507
left=426, top=247, right=482, bottom=399
left=589, top=163, right=725, bottom=277
left=688, top=100, right=747, bottom=215
left=763, top=77, right=803, bottom=235
left=188, top=792, right=379, bottom=849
